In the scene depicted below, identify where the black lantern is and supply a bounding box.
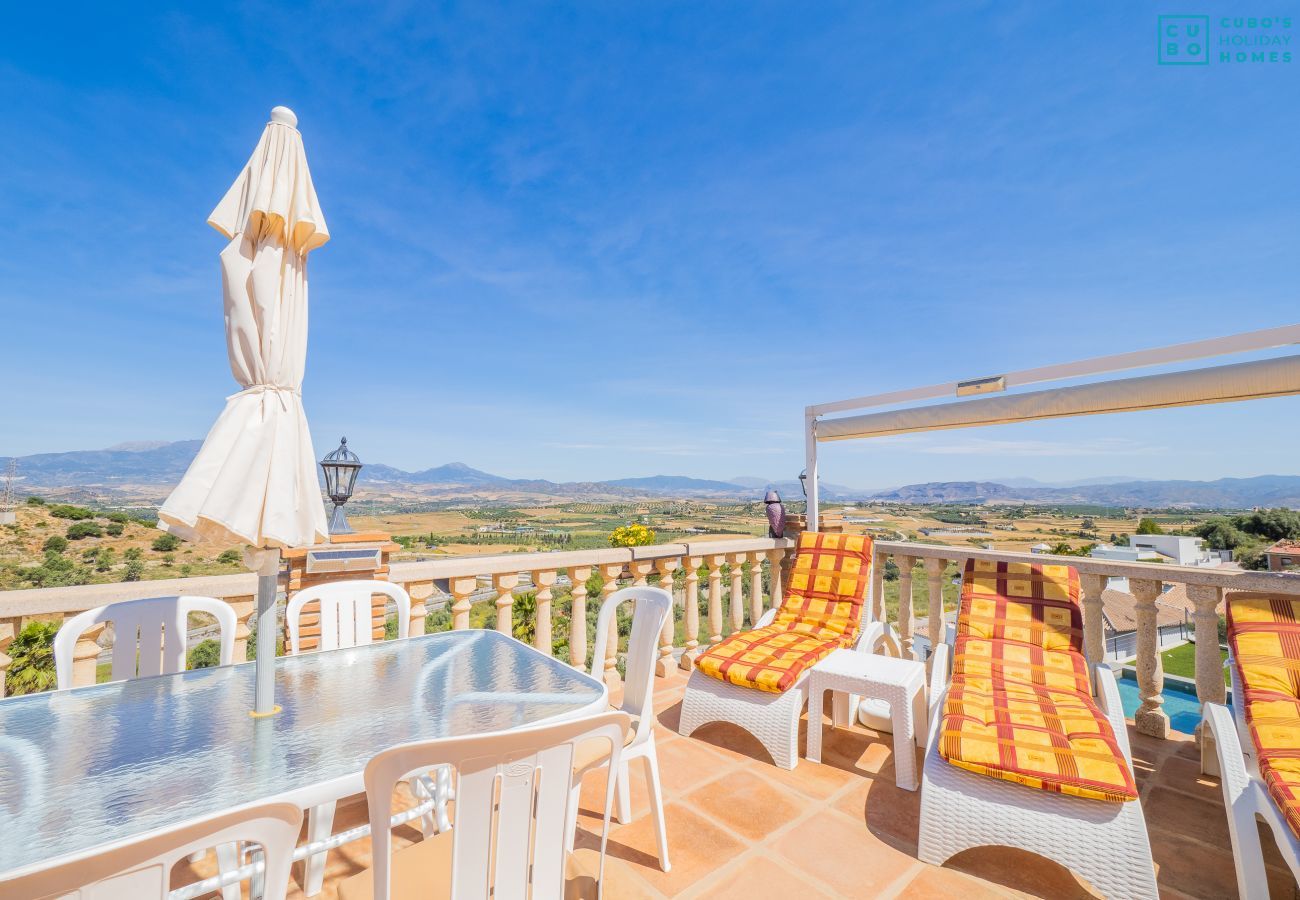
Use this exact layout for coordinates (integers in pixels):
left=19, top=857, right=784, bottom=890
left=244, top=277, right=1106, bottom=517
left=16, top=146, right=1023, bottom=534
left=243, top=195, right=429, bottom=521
left=798, top=470, right=808, bottom=497
left=320, top=437, right=362, bottom=535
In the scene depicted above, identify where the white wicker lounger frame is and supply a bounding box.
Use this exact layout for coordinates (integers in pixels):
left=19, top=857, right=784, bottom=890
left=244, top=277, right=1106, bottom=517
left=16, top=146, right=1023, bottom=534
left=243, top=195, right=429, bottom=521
left=917, top=638, right=1158, bottom=900
left=1204, top=660, right=1300, bottom=899
left=678, top=599, right=889, bottom=771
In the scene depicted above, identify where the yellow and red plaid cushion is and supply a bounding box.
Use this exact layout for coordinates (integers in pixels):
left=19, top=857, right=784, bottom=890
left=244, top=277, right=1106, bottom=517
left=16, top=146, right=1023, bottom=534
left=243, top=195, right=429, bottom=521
left=1227, top=592, right=1300, bottom=838
left=940, top=558, right=1136, bottom=803
left=940, top=680, right=1137, bottom=802
left=696, top=532, right=872, bottom=693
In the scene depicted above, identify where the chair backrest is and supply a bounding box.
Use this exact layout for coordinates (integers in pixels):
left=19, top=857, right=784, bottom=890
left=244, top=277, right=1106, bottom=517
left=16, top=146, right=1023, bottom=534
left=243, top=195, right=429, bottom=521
left=776, top=532, right=875, bottom=639
left=54, top=596, right=237, bottom=690
left=1, top=800, right=302, bottom=900
left=364, top=711, right=631, bottom=900
left=589, top=586, right=672, bottom=742
left=286, top=579, right=411, bottom=654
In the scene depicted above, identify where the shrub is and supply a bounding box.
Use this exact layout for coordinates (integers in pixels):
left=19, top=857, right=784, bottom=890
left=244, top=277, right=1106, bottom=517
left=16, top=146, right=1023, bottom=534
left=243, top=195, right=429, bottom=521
left=123, top=547, right=143, bottom=562
left=187, top=639, right=222, bottom=669
left=104, top=511, right=131, bottom=524
left=161, top=553, right=175, bottom=567
left=151, top=533, right=181, bottom=552
left=49, top=504, right=94, bottom=520
left=608, top=523, right=655, bottom=547
left=122, top=559, right=144, bottom=582
left=24, top=496, right=45, bottom=506
left=42, top=535, right=68, bottom=553
left=94, top=548, right=115, bottom=572
left=5, top=621, right=59, bottom=695
left=19, top=550, right=92, bottom=587
left=104, top=522, right=124, bottom=537
left=66, top=522, right=103, bottom=540
left=217, top=549, right=241, bottom=565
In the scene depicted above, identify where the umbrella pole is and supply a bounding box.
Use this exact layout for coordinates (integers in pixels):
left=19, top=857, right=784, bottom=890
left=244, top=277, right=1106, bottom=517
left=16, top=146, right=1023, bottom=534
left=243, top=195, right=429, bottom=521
left=252, top=547, right=282, bottom=716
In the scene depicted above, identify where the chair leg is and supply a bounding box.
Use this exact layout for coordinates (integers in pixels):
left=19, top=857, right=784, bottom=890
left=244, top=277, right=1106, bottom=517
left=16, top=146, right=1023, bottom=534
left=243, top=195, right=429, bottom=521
left=435, top=764, right=453, bottom=833
left=302, top=800, right=336, bottom=897
left=409, top=774, right=436, bottom=839
left=615, top=759, right=633, bottom=824
left=565, top=781, right=582, bottom=853
left=214, top=842, right=241, bottom=900
left=643, top=749, right=671, bottom=872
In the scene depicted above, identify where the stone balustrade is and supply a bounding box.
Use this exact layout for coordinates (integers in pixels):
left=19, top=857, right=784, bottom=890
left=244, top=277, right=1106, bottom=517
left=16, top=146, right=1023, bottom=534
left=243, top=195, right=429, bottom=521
left=6, top=533, right=1300, bottom=765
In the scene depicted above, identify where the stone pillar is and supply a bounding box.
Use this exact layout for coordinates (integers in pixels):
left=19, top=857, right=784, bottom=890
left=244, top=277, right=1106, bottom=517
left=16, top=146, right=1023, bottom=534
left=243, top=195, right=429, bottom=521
left=925, top=557, right=946, bottom=653
left=1080, top=573, right=1106, bottom=672
left=1187, top=583, right=1227, bottom=767
left=748, top=557, right=764, bottom=626
left=871, top=550, right=886, bottom=622
left=228, top=594, right=255, bottom=663
left=655, top=558, right=680, bottom=677
left=407, top=581, right=432, bottom=637
left=567, top=566, right=591, bottom=671
left=897, top=556, right=916, bottom=659
left=598, top=563, right=624, bottom=690
left=0, top=618, right=15, bottom=699
left=766, top=549, right=786, bottom=608
left=728, top=554, right=746, bottom=632
left=72, top=622, right=107, bottom=688
left=449, top=577, right=477, bottom=631
left=680, top=556, right=703, bottom=671
left=493, top=573, right=520, bottom=635
left=1132, top=578, right=1169, bottom=739
left=706, top=555, right=726, bottom=647
left=533, top=570, right=557, bottom=656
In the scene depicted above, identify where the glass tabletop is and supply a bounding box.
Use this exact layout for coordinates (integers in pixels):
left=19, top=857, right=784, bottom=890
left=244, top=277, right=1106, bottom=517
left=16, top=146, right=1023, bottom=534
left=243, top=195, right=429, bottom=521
left=0, top=629, right=606, bottom=874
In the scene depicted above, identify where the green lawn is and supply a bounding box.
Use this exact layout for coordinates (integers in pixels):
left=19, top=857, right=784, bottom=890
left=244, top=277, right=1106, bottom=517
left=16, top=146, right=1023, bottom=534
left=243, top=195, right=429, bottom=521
left=1138, top=641, right=1228, bottom=684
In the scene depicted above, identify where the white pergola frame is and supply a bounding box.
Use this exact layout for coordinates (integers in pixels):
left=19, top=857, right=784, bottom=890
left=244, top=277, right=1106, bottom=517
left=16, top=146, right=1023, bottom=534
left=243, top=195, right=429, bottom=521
left=802, top=323, right=1300, bottom=527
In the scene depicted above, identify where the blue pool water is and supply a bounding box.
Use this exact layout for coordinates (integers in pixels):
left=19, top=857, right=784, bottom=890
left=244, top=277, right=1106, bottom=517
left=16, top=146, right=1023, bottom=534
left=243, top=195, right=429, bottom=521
left=1116, top=672, right=1224, bottom=735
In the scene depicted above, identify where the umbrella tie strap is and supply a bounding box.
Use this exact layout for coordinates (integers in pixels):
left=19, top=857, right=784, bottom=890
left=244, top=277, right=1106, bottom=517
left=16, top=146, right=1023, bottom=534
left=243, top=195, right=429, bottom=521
left=228, top=383, right=301, bottom=411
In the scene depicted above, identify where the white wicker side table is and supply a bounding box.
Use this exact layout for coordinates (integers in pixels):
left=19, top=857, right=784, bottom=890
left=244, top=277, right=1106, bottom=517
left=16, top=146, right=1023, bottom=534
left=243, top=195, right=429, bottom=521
left=805, top=649, right=928, bottom=791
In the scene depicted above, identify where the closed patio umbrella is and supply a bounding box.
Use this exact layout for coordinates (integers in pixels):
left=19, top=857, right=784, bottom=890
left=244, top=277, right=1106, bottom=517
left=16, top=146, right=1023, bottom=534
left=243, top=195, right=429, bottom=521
left=158, top=106, right=330, bottom=715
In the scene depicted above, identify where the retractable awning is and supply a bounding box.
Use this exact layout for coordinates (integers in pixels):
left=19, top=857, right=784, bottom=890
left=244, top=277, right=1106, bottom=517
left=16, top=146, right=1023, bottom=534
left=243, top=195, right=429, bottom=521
left=816, top=353, right=1300, bottom=442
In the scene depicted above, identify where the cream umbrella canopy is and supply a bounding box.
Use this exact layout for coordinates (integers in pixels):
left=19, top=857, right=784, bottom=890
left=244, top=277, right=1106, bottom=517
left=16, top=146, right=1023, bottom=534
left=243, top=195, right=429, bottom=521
left=158, top=106, right=330, bottom=714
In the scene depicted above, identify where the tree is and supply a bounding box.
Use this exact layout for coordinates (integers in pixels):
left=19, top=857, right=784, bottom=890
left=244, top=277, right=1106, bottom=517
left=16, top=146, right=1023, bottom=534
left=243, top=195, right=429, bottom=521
left=24, top=496, right=45, bottom=506
left=187, top=639, right=222, bottom=669
left=217, top=549, right=241, bottom=565
left=42, top=535, right=68, bottom=553
left=104, top=511, right=131, bottom=524
left=104, top=523, right=124, bottom=537
left=1135, top=518, right=1164, bottom=535
left=122, top=559, right=144, bottom=582
left=49, top=504, right=94, bottom=520
left=152, top=533, right=181, bottom=552
left=66, top=521, right=103, bottom=540
left=5, top=621, right=59, bottom=696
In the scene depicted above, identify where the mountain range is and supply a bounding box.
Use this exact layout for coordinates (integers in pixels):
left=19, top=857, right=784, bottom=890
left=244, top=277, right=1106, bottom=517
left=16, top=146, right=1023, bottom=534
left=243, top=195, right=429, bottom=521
left=4, top=441, right=1300, bottom=508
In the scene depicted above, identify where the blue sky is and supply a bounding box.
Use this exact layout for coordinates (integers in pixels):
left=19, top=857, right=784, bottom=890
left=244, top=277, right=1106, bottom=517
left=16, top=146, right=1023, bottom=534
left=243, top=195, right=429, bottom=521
left=1, top=2, right=1297, bottom=489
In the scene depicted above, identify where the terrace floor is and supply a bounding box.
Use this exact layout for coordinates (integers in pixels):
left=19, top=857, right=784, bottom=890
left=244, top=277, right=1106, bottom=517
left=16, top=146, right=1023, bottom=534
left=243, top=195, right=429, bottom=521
left=184, top=668, right=1300, bottom=899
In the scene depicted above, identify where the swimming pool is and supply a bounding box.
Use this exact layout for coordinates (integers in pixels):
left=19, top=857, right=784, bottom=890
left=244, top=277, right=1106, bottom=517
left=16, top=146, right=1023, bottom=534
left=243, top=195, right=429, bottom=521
left=1115, top=672, right=1223, bottom=735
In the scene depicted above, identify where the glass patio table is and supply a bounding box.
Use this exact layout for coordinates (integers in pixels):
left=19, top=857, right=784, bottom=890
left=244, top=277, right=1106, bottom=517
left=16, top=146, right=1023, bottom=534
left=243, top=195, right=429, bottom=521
left=0, top=629, right=607, bottom=877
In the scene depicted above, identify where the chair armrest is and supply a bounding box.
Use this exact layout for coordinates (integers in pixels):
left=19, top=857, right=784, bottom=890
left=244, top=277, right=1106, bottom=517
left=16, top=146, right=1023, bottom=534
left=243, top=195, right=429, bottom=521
left=1092, top=664, right=1134, bottom=765
left=853, top=621, right=885, bottom=654
left=927, top=641, right=950, bottom=728
left=1206, top=701, right=1272, bottom=899
left=756, top=607, right=777, bottom=628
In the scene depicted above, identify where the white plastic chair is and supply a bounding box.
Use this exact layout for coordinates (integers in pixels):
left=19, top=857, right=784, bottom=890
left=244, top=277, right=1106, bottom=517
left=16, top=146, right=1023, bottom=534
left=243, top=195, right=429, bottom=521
left=53, top=595, right=237, bottom=690
left=337, top=710, right=632, bottom=900
left=286, top=579, right=411, bottom=654
left=285, top=579, right=423, bottom=896
left=0, top=800, right=302, bottom=900
left=564, top=586, right=673, bottom=871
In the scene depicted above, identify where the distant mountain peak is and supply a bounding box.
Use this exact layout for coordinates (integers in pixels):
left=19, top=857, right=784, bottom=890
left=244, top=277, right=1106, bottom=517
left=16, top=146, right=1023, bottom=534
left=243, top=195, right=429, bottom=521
left=105, top=440, right=176, bottom=452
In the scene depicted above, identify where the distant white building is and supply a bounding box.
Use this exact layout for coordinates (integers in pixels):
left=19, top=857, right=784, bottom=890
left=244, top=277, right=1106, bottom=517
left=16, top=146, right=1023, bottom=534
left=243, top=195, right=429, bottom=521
left=1090, top=534, right=1229, bottom=569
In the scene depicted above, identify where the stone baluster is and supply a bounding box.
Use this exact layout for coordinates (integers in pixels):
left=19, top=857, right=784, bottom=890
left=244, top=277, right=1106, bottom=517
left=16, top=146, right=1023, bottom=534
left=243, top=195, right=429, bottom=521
left=1187, top=583, right=1227, bottom=767
left=567, top=566, right=592, bottom=671
left=749, top=557, right=764, bottom=625
left=655, top=557, right=680, bottom=676
left=871, top=549, right=886, bottom=622
left=1131, top=578, right=1169, bottom=739
left=0, top=618, right=15, bottom=699
left=706, top=555, right=726, bottom=648
left=493, top=573, right=520, bottom=635
left=897, top=556, right=916, bottom=659
left=449, top=577, right=477, bottom=631
left=766, top=548, right=786, bottom=608
left=72, top=622, right=107, bottom=688
left=728, top=554, right=745, bottom=631
left=406, top=581, right=432, bottom=637
left=227, top=593, right=255, bottom=663
left=598, top=563, right=624, bottom=689
left=680, top=556, right=703, bottom=671
left=924, top=557, right=946, bottom=654
left=1080, top=573, right=1106, bottom=671
left=533, top=570, right=557, bottom=655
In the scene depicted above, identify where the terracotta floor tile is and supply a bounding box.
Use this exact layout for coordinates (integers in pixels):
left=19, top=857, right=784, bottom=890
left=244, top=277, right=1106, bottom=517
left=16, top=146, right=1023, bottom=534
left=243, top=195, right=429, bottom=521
left=578, top=801, right=745, bottom=895
left=776, top=808, right=918, bottom=898
left=943, top=846, right=1098, bottom=899
left=1150, top=753, right=1222, bottom=803
left=654, top=732, right=742, bottom=794
left=1145, top=784, right=1231, bottom=848
left=832, top=772, right=922, bottom=852
left=1150, top=829, right=1243, bottom=898
left=897, top=863, right=1016, bottom=899
left=696, top=855, right=838, bottom=899
left=565, top=849, right=659, bottom=899
left=678, top=719, right=797, bottom=767
left=684, top=769, right=810, bottom=842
